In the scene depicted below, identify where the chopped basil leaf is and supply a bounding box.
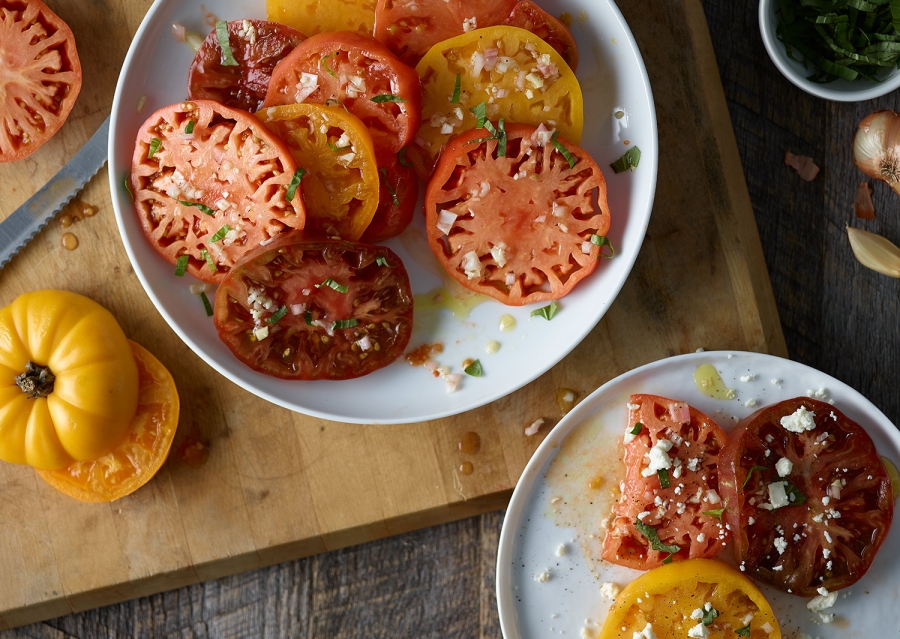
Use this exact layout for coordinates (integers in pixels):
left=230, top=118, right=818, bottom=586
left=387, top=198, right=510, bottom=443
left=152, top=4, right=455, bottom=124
left=590, top=234, right=616, bottom=259
left=147, top=137, right=161, bottom=159
left=783, top=480, right=808, bottom=505
left=124, top=173, right=133, bottom=201
left=464, top=135, right=497, bottom=146
left=610, top=146, right=642, bottom=173
left=332, top=318, right=359, bottom=330
left=177, top=200, right=215, bottom=216
left=496, top=118, right=507, bottom=157
left=530, top=300, right=559, bottom=320
left=376, top=256, right=390, bottom=267
left=184, top=120, right=196, bottom=134
left=742, top=464, right=768, bottom=489
left=200, top=248, right=217, bottom=273
left=371, top=94, right=407, bottom=103
left=315, top=277, right=348, bottom=293
left=286, top=167, right=306, bottom=201
left=175, top=255, right=189, bottom=277
left=200, top=291, right=214, bottom=316
left=304, top=310, right=313, bottom=326
left=551, top=131, right=576, bottom=169
left=215, top=20, right=239, bottom=67
left=398, top=147, right=413, bottom=167
left=469, top=102, right=487, bottom=128
left=321, top=52, right=338, bottom=78
left=483, top=119, right=498, bottom=137
left=703, top=507, right=726, bottom=520
left=658, top=468, right=671, bottom=488
left=451, top=73, right=461, bottom=103
left=464, top=359, right=483, bottom=377
left=734, top=624, right=751, bottom=637
left=325, top=98, right=348, bottom=112
left=701, top=606, right=720, bottom=626
left=210, top=224, right=232, bottom=243
left=267, top=305, right=288, bottom=324
left=379, top=167, right=400, bottom=205
left=629, top=423, right=642, bottom=435
left=634, top=519, right=680, bottom=563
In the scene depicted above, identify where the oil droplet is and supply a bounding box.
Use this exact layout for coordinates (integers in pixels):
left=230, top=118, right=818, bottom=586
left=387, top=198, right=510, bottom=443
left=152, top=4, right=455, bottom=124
left=588, top=476, right=604, bottom=490
left=559, top=11, right=572, bottom=27
left=499, top=314, right=516, bottom=331
left=414, top=285, right=488, bottom=320
left=485, top=339, right=500, bottom=354
left=576, top=8, right=589, bottom=24
left=459, top=431, right=481, bottom=455
left=693, top=363, right=735, bottom=400
left=882, top=456, right=900, bottom=501
left=459, top=461, right=474, bottom=475
left=61, top=233, right=78, bottom=250
left=59, top=214, right=73, bottom=228
left=557, top=388, right=578, bottom=415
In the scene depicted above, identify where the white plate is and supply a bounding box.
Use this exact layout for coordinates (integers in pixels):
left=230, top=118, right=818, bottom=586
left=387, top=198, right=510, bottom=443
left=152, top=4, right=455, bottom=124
left=497, top=351, right=900, bottom=639
left=108, top=0, right=657, bottom=423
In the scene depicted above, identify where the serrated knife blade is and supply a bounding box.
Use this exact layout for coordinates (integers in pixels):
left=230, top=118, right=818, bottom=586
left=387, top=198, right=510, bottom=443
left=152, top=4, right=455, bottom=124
left=0, top=116, right=110, bottom=270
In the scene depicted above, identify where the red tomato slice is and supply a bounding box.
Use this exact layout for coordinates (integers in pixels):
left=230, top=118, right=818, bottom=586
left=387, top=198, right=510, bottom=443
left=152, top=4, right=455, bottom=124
left=601, top=395, right=730, bottom=570
left=374, top=0, right=518, bottom=65
left=187, top=19, right=306, bottom=113
left=718, top=397, right=894, bottom=596
left=130, top=100, right=306, bottom=283
left=263, top=31, right=421, bottom=163
left=213, top=232, right=414, bottom=380
left=502, top=0, right=579, bottom=71
left=425, top=123, right=610, bottom=305
left=0, top=0, right=82, bottom=162
left=361, top=156, right=419, bottom=243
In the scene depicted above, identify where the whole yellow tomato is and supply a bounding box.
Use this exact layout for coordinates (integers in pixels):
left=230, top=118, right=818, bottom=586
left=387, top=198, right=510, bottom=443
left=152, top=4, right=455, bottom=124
left=0, top=290, right=139, bottom=469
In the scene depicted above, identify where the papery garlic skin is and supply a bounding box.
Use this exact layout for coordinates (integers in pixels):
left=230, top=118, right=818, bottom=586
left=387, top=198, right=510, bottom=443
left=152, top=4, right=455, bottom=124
left=853, top=110, right=900, bottom=196
left=847, top=226, right=900, bottom=277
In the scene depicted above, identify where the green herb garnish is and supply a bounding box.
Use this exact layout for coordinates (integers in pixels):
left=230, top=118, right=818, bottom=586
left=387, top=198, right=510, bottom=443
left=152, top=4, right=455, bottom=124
left=321, top=52, right=338, bottom=78
left=200, top=249, right=217, bottom=273
left=325, top=98, right=348, bottom=112
left=551, top=131, right=576, bottom=169
left=148, top=137, right=161, bottom=158
left=267, top=305, right=288, bottom=324
left=124, top=173, right=133, bottom=201
left=701, top=605, right=720, bottom=626
left=742, top=464, right=768, bottom=489
left=634, top=519, right=680, bottom=564
left=376, top=256, right=390, bottom=267
left=315, top=277, right=348, bottom=293
left=496, top=118, right=507, bottom=157
left=286, top=167, right=306, bottom=202
left=215, top=20, right=239, bottom=67
left=177, top=200, right=215, bottom=216
left=371, top=94, right=407, bottom=103
left=209, top=224, right=232, bottom=243
left=703, top=507, right=726, bottom=520
left=610, top=146, right=641, bottom=173
left=184, top=120, right=196, bottom=134
left=304, top=310, right=313, bottom=326
left=783, top=480, right=808, bottom=505
left=175, top=255, right=189, bottom=277
left=530, top=300, right=559, bottom=320
left=734, top=624, right=751, bottom=637
left=200, top=291, right=214, bottom=316
left=332, top=318, right=359, bottom=330
left=629, top=423, right=643, bottom=435
left=398, top=147, right=413, bottom=167
left=451, top=73, right=461, bottom=103
left=590, top=234, right=615, bottom=259
left=658, top=468, right=671, bottom=489
left=464, top=360, right=483, bottom=377
left=469, top=101, right=487, bottom=128
left=379, top=167, right=400, bottom=205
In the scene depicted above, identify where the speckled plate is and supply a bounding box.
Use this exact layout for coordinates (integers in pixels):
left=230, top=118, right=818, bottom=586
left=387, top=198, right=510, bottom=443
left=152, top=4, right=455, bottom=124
left=496, top=351, right=900, bottom=639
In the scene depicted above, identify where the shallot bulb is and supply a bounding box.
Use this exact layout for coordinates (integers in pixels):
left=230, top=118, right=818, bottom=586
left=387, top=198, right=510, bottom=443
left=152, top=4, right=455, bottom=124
left=853, top=110, right=900, bottom=196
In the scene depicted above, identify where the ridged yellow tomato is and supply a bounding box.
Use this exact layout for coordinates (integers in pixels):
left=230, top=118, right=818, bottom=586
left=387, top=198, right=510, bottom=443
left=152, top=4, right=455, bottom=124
left=0, top=290, right=138, bottom=469
left=267, top=0, right=376, bottom=35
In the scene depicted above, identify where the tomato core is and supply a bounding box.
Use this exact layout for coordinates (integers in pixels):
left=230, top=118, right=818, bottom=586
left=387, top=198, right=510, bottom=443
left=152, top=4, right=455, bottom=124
left=14, top=361, right=55, bottom=398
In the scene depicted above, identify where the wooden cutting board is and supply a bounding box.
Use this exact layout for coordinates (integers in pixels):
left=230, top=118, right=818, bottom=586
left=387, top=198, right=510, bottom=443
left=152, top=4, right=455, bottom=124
left=0, top=0, right=786, bottom=629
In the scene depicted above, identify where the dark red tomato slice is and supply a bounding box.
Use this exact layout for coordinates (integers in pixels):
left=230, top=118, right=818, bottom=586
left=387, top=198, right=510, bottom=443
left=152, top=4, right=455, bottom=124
left=187, top=19, right=306, bottom=113
left=425, top=123, right=610, bottom=305
left=502, top=0, right=578, bottom=71
left=0, top=0, right=81, bottom=162
left=361, top=156, right=419, bottom=242
left=374, top=0, right=518, bottom=66
left=601, top=395, right=730, bottom=570
left=213, top=232, right=414, bottom=380
left=130, top=100, right=306, bottom=283
left=262, top=31, right=421, bottom=163
left=719, top=397, right=894, bottom=596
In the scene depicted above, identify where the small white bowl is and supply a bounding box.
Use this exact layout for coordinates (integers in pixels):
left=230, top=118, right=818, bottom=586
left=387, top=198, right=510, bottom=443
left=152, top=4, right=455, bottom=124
left=759, top=0, right=900, bottom=101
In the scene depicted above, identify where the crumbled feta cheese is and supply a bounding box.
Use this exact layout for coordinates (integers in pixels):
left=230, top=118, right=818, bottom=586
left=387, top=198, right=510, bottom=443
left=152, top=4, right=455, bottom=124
left=462, top=16, right=477, bottom=32
left=690, top=608, right=704, bottom=620
left=253, top=326, right=269, bottom=341
left=637, top=511, right=650, bottom=520
left=687, top=458, right=700, bottom=472
left=696, top=533, right=706, bottom=543
left=687, top=623, right=709, bottom=639
left=774, top=537, right=787, bottom=555
left=534, top=570, right=550, bottom=582
left=600, top=582, right=620, bottom=600
left=807, top=588, right=837, bottom=612
left=744, top=398, right=758, bottom=408
left=771, top=378, right=782, bottom=385
left=740, top=374, right=756, bottom=382
left=703, top=489, right=721, bottom=504
left=632, top=623, right=657, bottom=639
left=768, top=481, right=789, bottom=508
left=780, top=406, right=817, bottom=433
left=775, top=457, right=793, bottom=477
left=640, top=440, right=674, bottom=477
left=555, top=544, right=566, bottom=557
left=627, top=402, right=641, bottom=410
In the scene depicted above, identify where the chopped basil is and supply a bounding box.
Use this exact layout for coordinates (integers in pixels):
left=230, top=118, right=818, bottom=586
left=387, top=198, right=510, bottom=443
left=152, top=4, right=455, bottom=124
left=398, top=147, right=413, bottom=167
left=286, top=167, right=306, bottom=201
left=124, top=173, right=133, bottom=201
left=530, top=300, right=559, bottom=320
left=469, top=101, right=487, bottom=128
left=304, top=310, right=313, bottom=326
left=783, top=480, right=807, bottom=505
left=200, top=291, right=214, bottom=316
left=376, top=256, right=390, bottom=267
left=379, top=167, right=400, bottom=205
left=610, top=146, right=642, bottom=173
left=177, top=200, right=215, bottom=216
left=629, top=423, right=642, bottom=435
left=325, top=98, right=348, bottom=112
left=371, top=94, right=407, bottom=103
left=451, top=73, right=461, bottom=103
left=703, top=507, right=726, bottom=520
left=496, top=118, right=507, bottom=157
left=701, top=605, right=720, bottom=626
left=215, top=20, right=239, bottom=67
left=742, top=464, right=768, bottom=489
left=209, top=224, right=232, bottom=243
left=464, top=135, right=497, bottom=146
left=464, top=359, right=483, bottom=377
left=634, top=519, right=680, bottom=563
left=147, top=137, right=161, bottom=158
left=321, top=52, right=338, bottom=78
left=590, top=234, right=616, bottom=259
left=200, top=248, right=217, bottom=273
left=551, top=131, right=576, bottom=169
left=315, top=277, right=348, bottom=293
left=175, top=255, right=189, bottom=277
left=734, top=624, right=751, bottom=637
left=267, top=305, right=288, bottom=324
left=184, top=120, right=196, bottom=134
left=332, top=318, right=359, bottom=330
left=657, top=468, right=671, bottom=489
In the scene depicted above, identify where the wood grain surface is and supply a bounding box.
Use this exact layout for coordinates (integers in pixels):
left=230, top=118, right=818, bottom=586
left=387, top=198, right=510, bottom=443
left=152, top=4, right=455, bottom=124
left=0, top=0, right=832, bottom=635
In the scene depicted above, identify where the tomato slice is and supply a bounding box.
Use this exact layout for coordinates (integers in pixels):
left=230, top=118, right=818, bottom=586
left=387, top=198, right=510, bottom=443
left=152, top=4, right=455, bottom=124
left=361, top=156, right=419, bottom=243
left=599, top=559, right=782, bottom=639
left=601, top=395, right=731, bottom=570
left=502, top=0, right=579, bottom=71
left=130, top=100, right=306, bottom=284
left=267, top=0, right=377, bottom=36
left=414, top=25, right=583, bottom=177
left=374, top=0, right=517, bottom=65
left=187, top=19, right=306, bottom=113
left=263, top=31, right=422, bottom=163
left=0, top=0, right=82, bottom=162
left=425, top=123, right=609, bottom=305
left=213, top=232, right=414, bottom=380
left=718, top=397, right=894, bottom=596
left=257, top=103, right=380, bottom=241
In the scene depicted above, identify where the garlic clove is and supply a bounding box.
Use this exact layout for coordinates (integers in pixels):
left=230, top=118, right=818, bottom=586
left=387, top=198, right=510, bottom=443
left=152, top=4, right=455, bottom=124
left=853, top=110, right=900, bottom=197
left=847, top=226, right=900, bottom=277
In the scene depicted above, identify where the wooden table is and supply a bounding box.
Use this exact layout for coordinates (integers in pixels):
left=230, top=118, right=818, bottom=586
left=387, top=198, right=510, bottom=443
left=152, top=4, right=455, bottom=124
left=3, top=0, right=898, bottom=636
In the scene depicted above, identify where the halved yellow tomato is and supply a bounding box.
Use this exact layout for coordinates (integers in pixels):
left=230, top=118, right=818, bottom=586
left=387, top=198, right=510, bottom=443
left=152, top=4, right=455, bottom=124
left=257, top=103, right=380, bottom=241
left=267, top=0, right=376, bottom=35
left=600, top=559, right=782, bottom=639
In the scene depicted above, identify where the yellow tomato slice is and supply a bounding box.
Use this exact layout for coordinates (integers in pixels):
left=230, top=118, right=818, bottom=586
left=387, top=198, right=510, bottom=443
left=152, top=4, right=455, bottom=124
left=414, top=25, right=583, bottom=175
left=599, top=559, right=782, bottom=639
left=257, top=104, right=380, bottom=241
left=267, top=0, right=376, bottom=35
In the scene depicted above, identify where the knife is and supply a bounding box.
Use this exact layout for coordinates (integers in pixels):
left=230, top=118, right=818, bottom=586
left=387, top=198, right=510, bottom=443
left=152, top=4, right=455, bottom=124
left=0, top=116, right=110, bottom=270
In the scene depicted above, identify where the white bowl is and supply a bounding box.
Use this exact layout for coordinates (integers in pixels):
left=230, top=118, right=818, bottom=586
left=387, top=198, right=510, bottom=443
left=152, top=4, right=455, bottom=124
left=759, top=0, right=900, bottom=101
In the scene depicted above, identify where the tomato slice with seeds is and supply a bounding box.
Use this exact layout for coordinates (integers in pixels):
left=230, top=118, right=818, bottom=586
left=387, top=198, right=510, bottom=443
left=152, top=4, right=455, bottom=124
left=601, top=395, right=730, bottom=570
left=187, top=19, right=306, bottom=113
left=263, top=31, right=421, bottom=163
left=130, top=100, right=306, bottom=284
left=0, top=0, right=82, bottom=162
left=502, top=0, right=578, bottom=71
left=425, top=123, right=609, bottom=305
left=361, top=156, right=418, bottom=243
left=718, top=397, right=894, bottom=596
left=213, top=232, right=414, bottom=380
